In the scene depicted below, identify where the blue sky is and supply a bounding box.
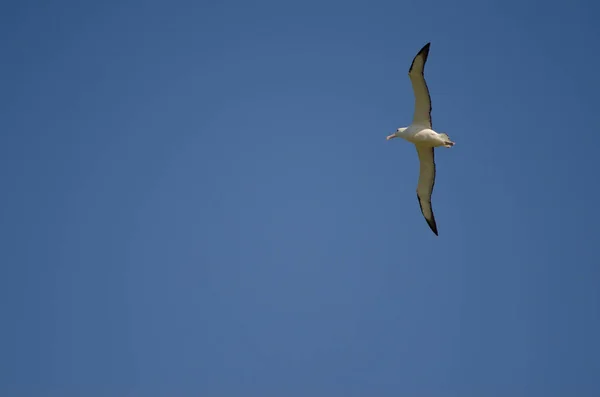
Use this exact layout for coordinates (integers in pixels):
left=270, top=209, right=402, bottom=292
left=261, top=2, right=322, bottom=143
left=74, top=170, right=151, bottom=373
left=2, top=0, right=600, bottom=395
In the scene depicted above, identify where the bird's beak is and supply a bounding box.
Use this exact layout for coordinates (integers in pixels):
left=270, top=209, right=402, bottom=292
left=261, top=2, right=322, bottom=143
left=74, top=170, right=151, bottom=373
left=386, top=133, right=397, bottom=140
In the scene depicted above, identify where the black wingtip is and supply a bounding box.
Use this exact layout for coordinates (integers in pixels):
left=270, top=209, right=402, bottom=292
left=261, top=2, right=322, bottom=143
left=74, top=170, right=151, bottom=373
left=417, top=42, right=430, bottom=60
left=429, top=222, right=439, bottom=236
left=408, top=42, right=431, bottom=73
left=417, top=194, right=439, bottom=236
left=425, top=216, right=438, bottom=236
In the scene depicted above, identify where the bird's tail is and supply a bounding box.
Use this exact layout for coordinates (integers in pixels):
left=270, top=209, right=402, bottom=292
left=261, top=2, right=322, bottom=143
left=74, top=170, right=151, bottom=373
left=439, top=133, right=455, bottom=148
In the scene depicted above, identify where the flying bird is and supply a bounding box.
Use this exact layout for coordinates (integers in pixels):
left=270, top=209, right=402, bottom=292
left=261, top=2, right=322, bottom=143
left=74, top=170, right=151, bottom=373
left=386, top=42, right=454, bottom=236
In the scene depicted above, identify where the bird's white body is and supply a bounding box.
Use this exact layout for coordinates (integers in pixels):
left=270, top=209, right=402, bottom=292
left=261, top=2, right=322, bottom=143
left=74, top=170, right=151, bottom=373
left=394, top=125, right=453, bottom=148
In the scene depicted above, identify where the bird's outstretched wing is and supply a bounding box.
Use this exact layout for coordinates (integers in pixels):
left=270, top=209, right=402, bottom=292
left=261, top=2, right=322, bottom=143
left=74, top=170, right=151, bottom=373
left=415, top=145, right=438, bottom=235
left=408, top=42, right=432, bottom=129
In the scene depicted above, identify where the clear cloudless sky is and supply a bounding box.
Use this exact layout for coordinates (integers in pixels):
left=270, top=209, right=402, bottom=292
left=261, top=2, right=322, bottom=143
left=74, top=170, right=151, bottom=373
left=1, top=0, right=600, bottom=395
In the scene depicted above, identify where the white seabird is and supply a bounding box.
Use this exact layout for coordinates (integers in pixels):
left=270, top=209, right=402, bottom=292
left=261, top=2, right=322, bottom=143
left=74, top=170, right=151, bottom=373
left=386, top=42, right=454, bottom=236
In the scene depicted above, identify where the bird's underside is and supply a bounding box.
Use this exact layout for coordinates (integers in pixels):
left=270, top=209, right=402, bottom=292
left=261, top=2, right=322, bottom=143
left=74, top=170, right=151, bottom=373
left=387, top=42, right=454, bottom=236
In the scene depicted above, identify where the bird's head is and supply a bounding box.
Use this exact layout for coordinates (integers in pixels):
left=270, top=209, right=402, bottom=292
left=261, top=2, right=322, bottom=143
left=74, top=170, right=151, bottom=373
left=386, top=127, right=406, bottom=141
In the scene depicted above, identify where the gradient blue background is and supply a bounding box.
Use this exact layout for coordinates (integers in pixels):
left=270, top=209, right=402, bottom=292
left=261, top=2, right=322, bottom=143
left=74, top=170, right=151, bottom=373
left=2, top=0, right=599, bottom=395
